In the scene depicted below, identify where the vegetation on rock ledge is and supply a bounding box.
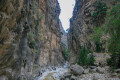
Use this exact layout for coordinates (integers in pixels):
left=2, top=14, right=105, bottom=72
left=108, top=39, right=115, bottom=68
left=77, top=46, right=95, bottom=66
left=106, top=3, right=120, bottom=68
left=91, top=27, right=103, bottom=52
left=92, top=1, right=108, bottom=25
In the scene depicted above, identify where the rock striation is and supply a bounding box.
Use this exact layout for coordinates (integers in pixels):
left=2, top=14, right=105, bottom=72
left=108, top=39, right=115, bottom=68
left=68, top=0, right=119, bottom=64
left=0, top=0, right=64, bottom=79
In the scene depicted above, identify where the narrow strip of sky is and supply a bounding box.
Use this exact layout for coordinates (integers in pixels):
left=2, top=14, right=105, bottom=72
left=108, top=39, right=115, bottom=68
left=58, top=0, right=75, bottom=31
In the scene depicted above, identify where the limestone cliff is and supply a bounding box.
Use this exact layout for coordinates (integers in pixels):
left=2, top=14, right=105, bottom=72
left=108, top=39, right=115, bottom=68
left=68, top=0, right=119, bottom=64
left=0, top=0, right=63, bottom=80
left=60, top=21, right=68, bottom=49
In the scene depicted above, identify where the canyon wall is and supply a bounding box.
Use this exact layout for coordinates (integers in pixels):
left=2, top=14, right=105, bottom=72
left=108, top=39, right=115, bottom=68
left=0, top=0, right=63, bottom=80
left=60, top=21, right=68, bottom=49
left=68, top=0, right=119, bottom=64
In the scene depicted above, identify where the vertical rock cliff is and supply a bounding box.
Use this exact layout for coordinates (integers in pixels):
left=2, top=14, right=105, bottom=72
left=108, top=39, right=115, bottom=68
left=60, top=21, right=68, bottom=49
left=68, top=0, right=119, bottom=64
left=0, top=0, right=63, bottom=80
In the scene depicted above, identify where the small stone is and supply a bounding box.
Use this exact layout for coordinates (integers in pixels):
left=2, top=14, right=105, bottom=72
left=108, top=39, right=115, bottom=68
left=96, top=67, right=105, bottom=74
left=64, top=72, right=72, bottom=78
left=90, top=66, right=97, bottom=69
left=71, top=75, right=77, bottom=80
left=111, top=73, right=117, bottom=77
left=84, top=69, right=89, bottom=74
left=0, top=76, right=7, bottom=80
left=60, top=77, right=65, bottom=80
left=89, top=68, right=96, bottom=73
left=93, top=75, right=100, bottom=80
left=65, top=78, right=70, bottom=80
left=115, top=69, right=120, bottom=73
left=94, top=62, right=99, bottom=66
left=52, top=67, right=56, bottom=70
left=99, top=61, right=105, bottom=67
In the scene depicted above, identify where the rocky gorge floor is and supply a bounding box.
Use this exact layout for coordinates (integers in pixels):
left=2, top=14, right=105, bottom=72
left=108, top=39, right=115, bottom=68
left=62, top=65, right=120, bottom=80
left=34, top=65, right=120, bottom=80
left=34, top=53, right=120, bottom=80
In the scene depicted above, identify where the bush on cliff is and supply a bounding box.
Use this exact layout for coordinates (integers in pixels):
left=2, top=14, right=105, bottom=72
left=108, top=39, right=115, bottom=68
left=92, top=1, right=108, bottom=25
left=106, top=3, right=120, bottom=68
left=77, top=46, right=95, bottom=66
left=61, top=43, right=68, bottom=60
left=63, top=49, right=68, bottom=60
left=28, top=31, right=36, bottom=49
left=91, top=27, right=103, bottom=52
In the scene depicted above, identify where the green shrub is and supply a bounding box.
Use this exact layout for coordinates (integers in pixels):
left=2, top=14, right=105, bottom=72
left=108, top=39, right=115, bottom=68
left=28, top=31, right=36, bottom=40
left=23, top=60, right=27, bottom=68
left=77, top=46, right=95, bottom=66
left=78, top=46, right=88, bottom=66
left=88, top=52, right=95, bottom=65
left=92, top=11, right=98, bottom=18
left=24, top=78, right=27, bottom=80
left=61, top=42, right=66, bottom=49
left=118, top=73, right=120, bottom=78
left=29, top=40, right=36, bottom=49
left=63, top=49, right=68, bottom=60
left=28, top=31, right=36, bottom=49
left=110, top=66, right=116, bottom=72
left=107, top=57, right=112, bottom=66
left=106, top=3, right=120, bottom=68
left=61, top=42, right=68, bottom=60
left=92, top=1, right=108, bottom=24
left=91, top=27, right=103, bottom=52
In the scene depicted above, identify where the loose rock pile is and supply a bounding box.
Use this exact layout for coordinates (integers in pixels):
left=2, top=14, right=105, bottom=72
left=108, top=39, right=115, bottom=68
left=61, top=64, right=120, bottom=80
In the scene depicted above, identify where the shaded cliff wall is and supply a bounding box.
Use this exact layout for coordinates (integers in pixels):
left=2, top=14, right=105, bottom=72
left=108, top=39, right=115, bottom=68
left=68, top=0, right=119, bottom=64
left=0, top=0, right=63, bottom=80
left=60, top=21, right=68, bottom=49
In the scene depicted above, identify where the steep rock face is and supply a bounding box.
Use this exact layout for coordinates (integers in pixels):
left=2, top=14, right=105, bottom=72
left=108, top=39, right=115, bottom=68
left=60, top=21, right=68, bottom=49
left=68, top=0, right=118, bottom=64
left=0, top=0, right=63, bottom=79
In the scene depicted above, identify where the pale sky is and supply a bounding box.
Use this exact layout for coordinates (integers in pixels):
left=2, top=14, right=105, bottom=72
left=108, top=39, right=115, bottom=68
left=58, top=0, right=75, bottom=31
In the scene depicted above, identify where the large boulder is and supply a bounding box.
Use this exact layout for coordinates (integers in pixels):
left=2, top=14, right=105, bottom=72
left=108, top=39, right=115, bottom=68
left=70, top=64, right=84, bottom=75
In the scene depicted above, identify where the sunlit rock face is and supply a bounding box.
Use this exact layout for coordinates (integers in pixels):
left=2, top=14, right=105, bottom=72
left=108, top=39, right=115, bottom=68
left=68, top=0, right=119, bottom=64
left=0, top=0, right=64, bottom=79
